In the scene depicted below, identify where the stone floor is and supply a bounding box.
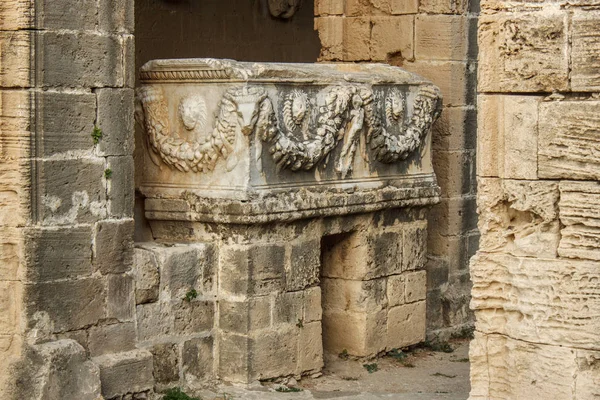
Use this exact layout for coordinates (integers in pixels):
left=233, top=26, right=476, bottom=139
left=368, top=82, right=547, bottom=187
left=196, top=340, right=470, bottom=400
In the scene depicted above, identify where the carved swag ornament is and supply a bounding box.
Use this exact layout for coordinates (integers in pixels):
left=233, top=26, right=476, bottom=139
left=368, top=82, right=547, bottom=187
left=139, top=83, right=442, bottom=178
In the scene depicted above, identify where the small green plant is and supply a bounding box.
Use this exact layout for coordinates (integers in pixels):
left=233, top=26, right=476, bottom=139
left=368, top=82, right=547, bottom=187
left=183, top=289, right=198, bottom=302
left=402, top=361, right=415, bottom=368
left=387, top=348, right=407, bottom=361
left=338, top=349, right=349, bottom=360
left=275, top=386, right=303, bottom=393
left=363, top=363, right=378, bottom=373
left=296, top=319, right=304, bottom=328
left=163, top=387, right=201, bottom=400
left=91, top=125, right=103, bottom=144
left=104, top=168, right=113, bottom=179
left=342, top=376, right=358, bottom=381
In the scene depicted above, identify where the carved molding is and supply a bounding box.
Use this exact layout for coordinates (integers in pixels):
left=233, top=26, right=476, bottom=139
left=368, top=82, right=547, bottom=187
left=138, top=83, right=442, bottom=177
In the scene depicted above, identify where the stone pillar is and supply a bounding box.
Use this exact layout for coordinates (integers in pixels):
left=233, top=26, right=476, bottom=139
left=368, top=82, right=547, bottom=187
left=314, top=0, right=480, bottom=340
left=0, top=1, right=144, bottom=399
left=136, top=59, right=442, bottom=385
left=471, top=0, right=600, bottom=398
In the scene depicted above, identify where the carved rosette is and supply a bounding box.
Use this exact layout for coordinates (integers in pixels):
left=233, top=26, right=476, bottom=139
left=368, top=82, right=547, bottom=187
left=138, top=60, right=442, bottom=178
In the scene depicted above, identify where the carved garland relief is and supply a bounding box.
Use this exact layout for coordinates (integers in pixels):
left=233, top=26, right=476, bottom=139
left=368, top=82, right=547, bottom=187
left=138, top=84, right=442, bottom=176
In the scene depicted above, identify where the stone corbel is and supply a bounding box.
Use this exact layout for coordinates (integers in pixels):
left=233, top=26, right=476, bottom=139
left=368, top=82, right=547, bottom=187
left=268, top=0, right=302, bottom=19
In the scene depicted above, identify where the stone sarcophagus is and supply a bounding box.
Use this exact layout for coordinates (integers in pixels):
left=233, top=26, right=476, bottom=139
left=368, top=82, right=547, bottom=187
left=136, top=59, right=442, bottom=385
left=138, top=59, right=441, bottom=223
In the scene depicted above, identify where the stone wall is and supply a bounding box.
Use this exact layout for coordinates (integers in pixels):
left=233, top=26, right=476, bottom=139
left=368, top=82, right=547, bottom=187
left=314, top=0, right=479, bottom=338
left=470, top=0, right=600, bottom=398
left=0, top=1, right=144, bottom=399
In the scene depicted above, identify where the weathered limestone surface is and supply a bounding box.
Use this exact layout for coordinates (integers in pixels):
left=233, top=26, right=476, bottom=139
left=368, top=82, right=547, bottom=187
left=472, top=0, right=600, bottom=397
left=539, top=99, right=600, bottom=180
left=478, top=11, right=569, bottom=93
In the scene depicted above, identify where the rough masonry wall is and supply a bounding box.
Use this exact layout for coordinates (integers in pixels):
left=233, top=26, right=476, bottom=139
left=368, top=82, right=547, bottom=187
left=314, top=0, right=479, bottom=338
left=471, top=0, right=600, bottom=398
left=0, top=1, right=145, bottom=399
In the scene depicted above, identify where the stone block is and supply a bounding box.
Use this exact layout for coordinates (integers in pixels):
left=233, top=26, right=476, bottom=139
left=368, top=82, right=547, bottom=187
left=404, top=271, right=426, bottom=303
left=133, top=247, right=160, bottom=304
left=37, top=0, right=97, bottom=30
left=88, top=322, right=136, bottom=357
left=107, top=156, right=135, bottom=218
left=26, top=277, right=105, bottom=333
left=287, top=239, right=320, bottom=291
left=403, top=61, right=469, bottom=106
left=219, top=297, right=271, bottom=334
left=182, top=336, right=214, bottom=386
left=158, top=243, right=216, bottom=298
left=370, top=16, right=414, bottom=61
left=387, top=275, right=405, bottom=307
left=415, top=15, right=469, bottom=61
left=559, top=181, right=600, bottom=261
left=93, top=219, right=134, bottom=275
left=539, top=99, right=600, bottom=180
left=477, top=178, right=560, bottom=258
left=219, top=243, right=285, bottom=296
left=98, top=0, right=134, bottom=33
left=107, top=273, right=134, bottom=321
left=478, top=12, right=568, bottom=92
left=432, top=106, right=477, bottom=151
left=391, top=0, right=418, bottom=14
left=94, top=350, right=154, bottom=399
left=0, top=0, right=34, bottom=30
left=471, top=253, right=600, bottom=350
left=469, top=333, right=578, bottom=400
left=342, top=17, right=371, bottom=61
left=218, top=332, right=249, bottom=383
left=28, top=340, right=102, bottom=400
left=37, top=158, right=106, bottom=225
left=371, top=229, right=403, bottom=276
left=36, top=91, right=97, bottom=156
left=571, top=12, right=600, bottom=91
left=315, top=17, right=344, bottom=61
left=273, top=291, right=304, bottom=325
left=321, top=277, right=387, bottom=313
left=315, top=0, right=344, bottom=15
left=38, top=31, right=124, bottom=88
left=151, top=342, right=179, bottom=385
left=136, top=302, right=173, bottom=341
left=386, top=301, right=426, bottom=350
left=402, top=221, right=427, bottom=270
left=477, top=95, right=541, bottom=179
left=322, top=307, right=386, bottom=357
left=0, top=31, right=32, bottom=87
left=97, top=89, right=135, bottom=156
left=322, top=311, right=359, bottom=354
left=173, top=300, right=215, bottom=335
left=24, top=226, right=93, bottom=282
left=249, top=327, right=298, bottom=380
left=297, top=321, right=324, bottom=374
left=304, top=287, right=322, bottom=323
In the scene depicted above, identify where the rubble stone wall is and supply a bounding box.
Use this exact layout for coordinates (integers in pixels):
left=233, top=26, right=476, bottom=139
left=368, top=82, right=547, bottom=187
left=470, top=0, right=600, bottom=398
left=314, top=0, right=480, bottom=338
